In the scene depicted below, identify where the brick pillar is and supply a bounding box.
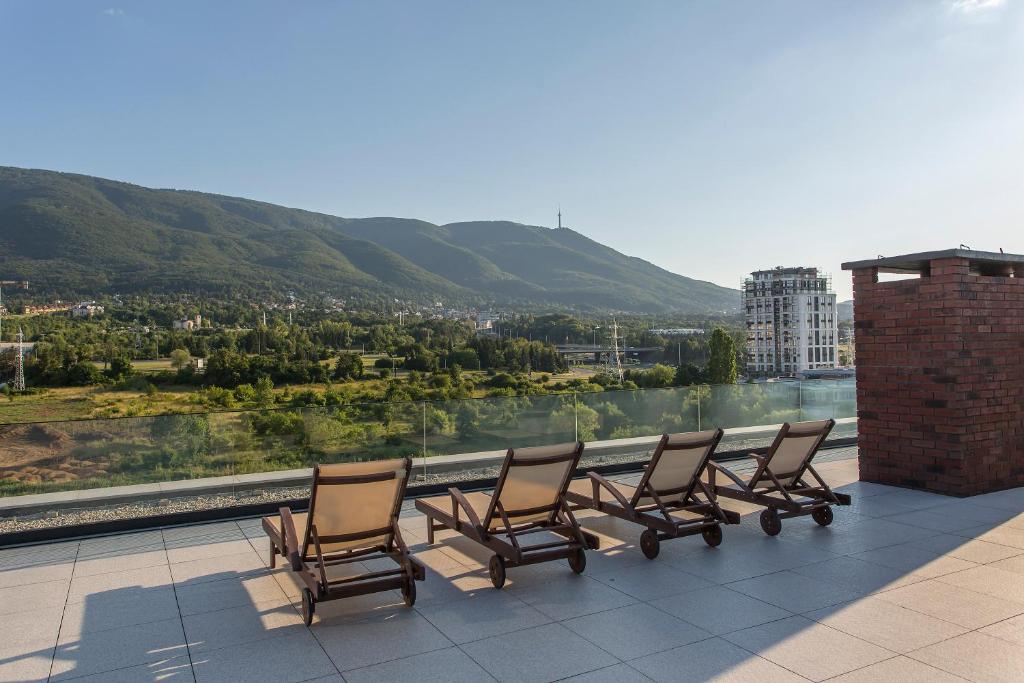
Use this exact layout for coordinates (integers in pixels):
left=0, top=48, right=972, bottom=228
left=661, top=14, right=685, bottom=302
left=850, top=256, right=1024, bottom=495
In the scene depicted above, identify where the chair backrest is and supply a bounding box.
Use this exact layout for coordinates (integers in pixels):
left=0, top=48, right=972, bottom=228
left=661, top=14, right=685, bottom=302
left=752, top=419, right=835, bottom=487
left=632, top=428, right=724, bottom=506
left=302, top=457, right=410, bottom=559
left=485, top=442, right=584, bottom=529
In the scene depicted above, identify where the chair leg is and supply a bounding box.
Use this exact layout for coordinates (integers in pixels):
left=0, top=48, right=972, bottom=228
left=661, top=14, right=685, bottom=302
left=269, top=539, right=276, bottom=568
left=426, top=518, right=435, bottom=544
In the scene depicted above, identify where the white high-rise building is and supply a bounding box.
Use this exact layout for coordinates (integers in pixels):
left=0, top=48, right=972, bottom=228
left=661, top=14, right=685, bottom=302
left=743, top=267, right=838, bottom=377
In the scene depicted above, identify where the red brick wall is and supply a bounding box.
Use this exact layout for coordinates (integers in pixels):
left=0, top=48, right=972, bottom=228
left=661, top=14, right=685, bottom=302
left=853, top=257, right=1024, bottom=495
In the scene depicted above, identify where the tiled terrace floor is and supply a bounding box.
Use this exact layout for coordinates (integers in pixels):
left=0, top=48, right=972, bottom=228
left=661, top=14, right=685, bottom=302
left=2, top=452, right=1024, bottom=682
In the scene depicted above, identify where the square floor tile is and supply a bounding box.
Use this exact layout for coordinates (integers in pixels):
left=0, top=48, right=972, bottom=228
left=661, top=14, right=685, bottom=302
left=184, top=599, right=305, bottom=653
left=72, top=546, right=168, bottom=578
left=402, top=564, right=494, bottom=608
left=561, top=663, right=651, bottom=682
left=722, top=615, right=893, bottom=682
left=314, top=609, right=451, bottom=671
left=591, top=562, right=713, bottom=600
left=957, top=524, right=1024, bottom=550
left=0, top=560, right=75, bottom=589
left=166, top=539, right=258, bottom=564
left=67, top=564, right=172, bottom=603
left=0, top=605, right=63, bottom=649
left=50, top=617, right=188, bottom=681
left=510, top=574, right=636, bottom=620
left=461, top=622, right=618, bottom=683
left=851, top=543, right=977, bottom=579
left=727, top=570, right=859, bottom=613
left=653, top=585, right=792, bottom=635
left=191, top=630, right=336, bottom=683
left=0, top=640, right=57, bottom=683
left=909, top=534, right=1024, bottom=564
left=805, top=596, right=966, bottom=653
left=170, top=551, right=266, bottom=586
left=790, top=556, right=924, bottom=596
left=979, top=613, right=1024, bottom=646
left=989, top=553, right=1024, bottom=576
left=341, top=647, right=492, bottom=682
left=908, top=630, right=1024, bottom=683
left=827, top=656, right=965, bottom=682
left=887, top=509, right=985, bottom=532
left=175, top=572, right=290, bottom=616
left=875, top=579, right=1024, bottom=629
left=0, top=579, right=69, bottom=615
left=630, top=636, right=806, bottom=682
left=563, top=602, right=709, bottom=660
left=417, top=589, right=550, bottom=644
left=935, top=564, right=1024, bottom=603
left=58, top=656, right=195, bottom=682
left=59, top=585, right=180, bottom=636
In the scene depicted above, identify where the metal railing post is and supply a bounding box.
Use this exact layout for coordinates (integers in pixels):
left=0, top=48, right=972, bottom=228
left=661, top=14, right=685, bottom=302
left=798, top=381, right=803, bottom=421
left=573, top=392, right=579, bottom=443
left=697, top=385, right=702, bottom=431
left=422, top=401, right=427, bottom=478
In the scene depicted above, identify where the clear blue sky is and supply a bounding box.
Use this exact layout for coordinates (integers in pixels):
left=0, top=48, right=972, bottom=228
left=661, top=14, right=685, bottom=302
left=2, top=1, right=1021, bottom=301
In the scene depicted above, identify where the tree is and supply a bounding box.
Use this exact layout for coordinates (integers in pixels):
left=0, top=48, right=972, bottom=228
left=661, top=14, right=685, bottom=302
left=332, top=352, right=363, bottom=381
left=106, top=356, right=133, bottom=381
left=706, top=327, right=737, bottom=385
left=673, top=363, right=705, bottom=386
left=170, top=348, right=191, bottom=370
left=254, top=375, right=274, bottom=406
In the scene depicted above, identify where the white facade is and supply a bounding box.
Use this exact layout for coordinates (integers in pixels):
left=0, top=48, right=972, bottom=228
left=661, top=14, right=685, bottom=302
left=743, top=267, right=838, bottom=376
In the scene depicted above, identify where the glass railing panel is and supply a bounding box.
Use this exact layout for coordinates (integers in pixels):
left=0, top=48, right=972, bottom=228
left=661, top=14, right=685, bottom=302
left=575, top=386, right=701, bottom=469
left=702, top=381, right=800, bottom=452
left=0, top=380, right=860, bottom=537
left=419, top=393, right=578, bottom=485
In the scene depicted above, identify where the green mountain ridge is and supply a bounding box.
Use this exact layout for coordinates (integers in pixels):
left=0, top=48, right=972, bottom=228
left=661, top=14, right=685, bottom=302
left=0, top=166, right=739, bottom=313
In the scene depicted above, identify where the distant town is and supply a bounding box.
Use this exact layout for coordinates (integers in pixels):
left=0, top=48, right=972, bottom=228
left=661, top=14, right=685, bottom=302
left=0, top=264, right=853, bottom=425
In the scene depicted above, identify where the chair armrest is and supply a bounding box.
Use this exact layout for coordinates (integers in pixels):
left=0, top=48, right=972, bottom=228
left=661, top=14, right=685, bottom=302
left=449, top=488, right=483, bottom=531
left=279, top=506, right=303, bottom=571
left=587, top=472, right=632, bottom=509
left=707, top=461, right=750, bottom=490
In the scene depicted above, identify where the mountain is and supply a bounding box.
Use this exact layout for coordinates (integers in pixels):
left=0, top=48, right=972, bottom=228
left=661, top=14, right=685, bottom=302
left=0, top=167, right=739, bottom=313
left=837, top=300, right=854, bottom=322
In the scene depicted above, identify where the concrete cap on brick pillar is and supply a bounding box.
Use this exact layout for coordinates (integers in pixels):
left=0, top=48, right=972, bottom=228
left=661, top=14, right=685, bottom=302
left=842, top=248, right=1024, bottom=277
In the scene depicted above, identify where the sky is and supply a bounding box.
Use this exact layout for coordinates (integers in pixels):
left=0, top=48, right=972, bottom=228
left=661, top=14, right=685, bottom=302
left=1, top=1, right=1022, bottom=301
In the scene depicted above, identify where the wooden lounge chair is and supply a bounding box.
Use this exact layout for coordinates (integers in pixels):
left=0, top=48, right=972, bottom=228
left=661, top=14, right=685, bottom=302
left=565, top=429, right=740, bottom=559
left=708, top=419, right=851, bottom=536
left=262, top=458, right=425, bottom=625
left=415, top=442, right=599, bottom=588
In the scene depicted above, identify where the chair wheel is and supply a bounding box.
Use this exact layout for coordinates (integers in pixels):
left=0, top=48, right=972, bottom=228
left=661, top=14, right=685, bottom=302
left=812, top=506, right=834, bottom=527
left=640, top=529, right=660, bottom=559
left=702, top=524, right=723, bottom=548
left=301, top=588, right=315, bottom=626
left=760, top=509, right=782, bottom=536
left=489, top=555, right=507, bottom=589
left=401, top=576, right=417, bottom=606
left=568, top=548, right=586, bottom=574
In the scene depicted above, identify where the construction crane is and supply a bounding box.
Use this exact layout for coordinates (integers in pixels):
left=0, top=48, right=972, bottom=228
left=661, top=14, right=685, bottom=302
left=0, top=280, right=29, bottom=344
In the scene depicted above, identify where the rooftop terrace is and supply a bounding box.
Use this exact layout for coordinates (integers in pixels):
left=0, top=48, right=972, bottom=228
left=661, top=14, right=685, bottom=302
left=2, top=448, right=1023, bottom=682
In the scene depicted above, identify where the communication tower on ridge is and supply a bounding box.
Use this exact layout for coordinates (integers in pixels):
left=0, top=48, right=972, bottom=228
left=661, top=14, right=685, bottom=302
left=13, top=328, right=26, bottom=392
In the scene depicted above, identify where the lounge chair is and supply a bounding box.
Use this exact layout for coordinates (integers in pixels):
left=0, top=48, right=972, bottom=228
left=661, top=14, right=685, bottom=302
left=708, top=419, right=851, bottom=536
left=262, top=458, right=425, bottom=625
left=565, top=429, right=740, bottom=559
left=415, top=442, right=599, bottom=588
